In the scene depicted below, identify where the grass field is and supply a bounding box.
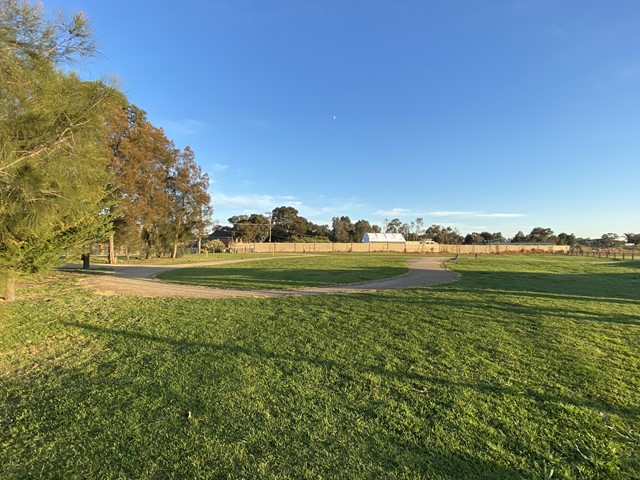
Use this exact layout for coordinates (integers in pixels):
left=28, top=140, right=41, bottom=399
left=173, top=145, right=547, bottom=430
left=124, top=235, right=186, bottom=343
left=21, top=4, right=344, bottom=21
left=88, top=252, right=276, bottom=266
left=157, top=254, right=411, bottom=289
left=1, top=255, right=639, bottom=479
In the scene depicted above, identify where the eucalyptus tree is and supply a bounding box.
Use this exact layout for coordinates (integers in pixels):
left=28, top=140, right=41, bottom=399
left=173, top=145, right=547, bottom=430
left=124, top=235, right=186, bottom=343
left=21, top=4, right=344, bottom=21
left=110, top=114, right=210, bottom=259
left=331, top=216, right=353, bottom=243
left=164, top=146, right=211, bottom=258
left=352, top=219, right=373, bottom=242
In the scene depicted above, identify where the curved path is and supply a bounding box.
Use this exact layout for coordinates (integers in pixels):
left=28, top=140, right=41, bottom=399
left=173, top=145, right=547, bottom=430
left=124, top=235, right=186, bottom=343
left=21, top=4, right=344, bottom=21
left=73, top=256, right=458, bottom=299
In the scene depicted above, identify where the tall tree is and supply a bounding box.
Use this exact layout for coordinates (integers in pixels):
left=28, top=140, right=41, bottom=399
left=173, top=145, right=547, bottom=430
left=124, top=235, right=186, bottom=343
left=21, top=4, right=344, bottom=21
left=229, top=214, right=270, bottom=242
left=112, top=120, right=175, bottom=258
left=1, top=0, right=117, bottom=300
left=623, top=233, right=639, bottom=245
left=527, top=227, right=557, bottom=243
left=385, top=218, right=402, bottom=233
left=164, top=146, right=211, bottom=258
left=110, top=113, right=211, bottom=258
left=557, top=232, right=577, bottom=246
left=400, top=222, right=411, bottom=240
left=414, top=217, right=425, bottom=239
left=424, top=225, right=463, bottom=244
left=271, top=206, right=308, bottom=242
left=512, top=231, right=526, bottom=243
left=353, top=219, right=372, bottom=242
left=331, top=216, right=353, bottom=243
left=599, top=233, right=620, bottom=248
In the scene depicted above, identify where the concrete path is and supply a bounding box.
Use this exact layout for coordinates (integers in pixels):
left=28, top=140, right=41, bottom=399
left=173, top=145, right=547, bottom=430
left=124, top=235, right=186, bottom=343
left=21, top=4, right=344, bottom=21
left=71, top=256, right=458, bottom=299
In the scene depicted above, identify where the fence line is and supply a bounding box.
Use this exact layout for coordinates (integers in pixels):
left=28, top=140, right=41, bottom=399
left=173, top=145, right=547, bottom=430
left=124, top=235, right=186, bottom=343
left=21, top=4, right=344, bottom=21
left=569, top=248, right=637, bottom=261
left=230, top=242, right=570, bottom=255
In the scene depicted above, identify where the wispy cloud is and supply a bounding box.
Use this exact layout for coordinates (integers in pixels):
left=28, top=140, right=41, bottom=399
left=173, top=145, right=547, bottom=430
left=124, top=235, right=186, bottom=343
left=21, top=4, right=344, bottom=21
left=430, top=211, right=525, bottom=218
left=374, top=208, right=418, bottom=217
left=161, top=118, right=205, bottom=136
left=210, top=192, right=304, bottom=213
left=212, top=163, right=229, bottom=171
left=475, top=212, right=525, bottom=218
left=430, top=211, right=475, bottom=217
left=374, top=209, right=525, bottom=219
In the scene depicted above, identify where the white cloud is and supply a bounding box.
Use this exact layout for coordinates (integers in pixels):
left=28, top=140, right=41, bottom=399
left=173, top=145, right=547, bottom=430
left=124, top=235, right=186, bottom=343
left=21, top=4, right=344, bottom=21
left=430, top=211, right=477, bottom=217
left=211, top=193, right=276, bottom=211
left=430, top=211, right=525, bottom=219
left=373, top=209, right=526, bottom=219
left=210, top=192, right=304, bottom=212
left=475, top=213, right=525, bottom=218
left=160, top=118, right=205, bottom=136
left=374, top=208, right=416, bottom=217
left=212, top=163, right=229, bottom=171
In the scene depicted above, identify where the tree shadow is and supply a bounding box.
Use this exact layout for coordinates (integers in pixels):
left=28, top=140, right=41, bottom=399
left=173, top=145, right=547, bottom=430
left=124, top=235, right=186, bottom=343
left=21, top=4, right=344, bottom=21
left=58, top=266, right=116, bottom=276
left=63, top=320, right=640, bottom=419
left=445, top=270, right=640, bottom=302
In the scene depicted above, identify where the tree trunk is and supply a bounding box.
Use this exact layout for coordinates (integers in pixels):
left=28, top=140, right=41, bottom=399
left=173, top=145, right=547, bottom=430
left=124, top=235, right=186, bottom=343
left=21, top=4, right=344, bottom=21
left=4, top=269, right=16, bottom=302
left=108, top=234, right=116, bottom=264
left=172, top=237, right=178, bottom=259
left=81, top=253, right=90, bottom=269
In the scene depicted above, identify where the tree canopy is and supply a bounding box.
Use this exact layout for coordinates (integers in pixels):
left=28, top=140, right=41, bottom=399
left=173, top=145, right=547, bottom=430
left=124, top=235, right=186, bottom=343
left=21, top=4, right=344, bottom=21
left=1, top=0, right=118, bottom=299
left=0, top=0, right=212, bottom=299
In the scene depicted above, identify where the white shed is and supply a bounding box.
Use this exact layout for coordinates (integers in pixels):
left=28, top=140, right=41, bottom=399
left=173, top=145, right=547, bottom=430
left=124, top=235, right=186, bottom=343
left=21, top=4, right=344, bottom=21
left=362, top=232, right=406, bottom=243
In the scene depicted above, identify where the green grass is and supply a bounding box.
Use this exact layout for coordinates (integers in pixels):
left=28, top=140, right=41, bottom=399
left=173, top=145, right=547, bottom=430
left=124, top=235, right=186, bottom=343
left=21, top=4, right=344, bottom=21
left=157, top=254, right=411, bottom=289
left=1, top=255, right=639, bottom=479
left=87, top=252, right=276, bottom=266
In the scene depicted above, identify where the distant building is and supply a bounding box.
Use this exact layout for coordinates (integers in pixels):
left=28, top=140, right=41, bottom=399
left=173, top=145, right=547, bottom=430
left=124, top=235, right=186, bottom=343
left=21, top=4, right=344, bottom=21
left=362, top=232, right=406, bottom=243
left=207, top=230, right=235, bottom=247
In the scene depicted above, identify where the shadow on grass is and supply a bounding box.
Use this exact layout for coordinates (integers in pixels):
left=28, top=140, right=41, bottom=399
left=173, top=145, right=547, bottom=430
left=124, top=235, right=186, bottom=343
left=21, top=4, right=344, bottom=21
left=405, top=289, right=640, bottom=326
left=1, top=359, right=526, bottom=480
left=451, top=271, right=640, bottom=302
left=64, top=320, right=640, bottom=418
left=604, top=260, right=640, bottom=269
left=158, top=266, right=408, bottom=289
left=57, top=267, right=115, bottom=276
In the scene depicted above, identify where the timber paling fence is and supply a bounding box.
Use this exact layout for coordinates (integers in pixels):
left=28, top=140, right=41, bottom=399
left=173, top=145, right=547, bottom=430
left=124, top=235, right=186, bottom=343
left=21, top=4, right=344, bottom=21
left=570, top=248, right=637, bottom=261
left=230, top=242, right=571, bottom=255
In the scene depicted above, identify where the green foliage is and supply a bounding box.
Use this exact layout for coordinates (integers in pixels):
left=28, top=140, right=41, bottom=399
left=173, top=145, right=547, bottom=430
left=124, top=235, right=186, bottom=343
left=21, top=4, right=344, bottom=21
left=269, top=206, right=329, bottom=242
left=424, top=224, right=464, bottom=244
left=331, top=216, right=353, bottom=242
left=229, top=214, right=270, bottom=242
left=624, top=233, right=640, bottom=245
left=109, top=109, right=211, bottom=258
left=203, top=239, right=225, bottom=253
left=1, top=256, right=638, bottom=478
left=0, top=0, right=117, bottom=297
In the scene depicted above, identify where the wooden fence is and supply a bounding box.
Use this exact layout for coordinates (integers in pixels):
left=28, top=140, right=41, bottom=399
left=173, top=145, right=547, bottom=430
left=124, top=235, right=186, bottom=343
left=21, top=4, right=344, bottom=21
left=230, top=242, right=570, bottom=255
left=569, top=248, right=637, bottom=260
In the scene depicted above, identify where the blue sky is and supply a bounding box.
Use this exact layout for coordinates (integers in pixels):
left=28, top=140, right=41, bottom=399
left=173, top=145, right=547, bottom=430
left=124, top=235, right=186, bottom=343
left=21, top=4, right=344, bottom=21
left=49, top=0, right=639, bottom=238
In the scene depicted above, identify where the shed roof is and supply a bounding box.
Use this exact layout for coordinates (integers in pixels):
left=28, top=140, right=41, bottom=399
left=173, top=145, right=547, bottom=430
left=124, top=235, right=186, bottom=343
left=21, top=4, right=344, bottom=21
left=362, top=232, right=406, bottom=243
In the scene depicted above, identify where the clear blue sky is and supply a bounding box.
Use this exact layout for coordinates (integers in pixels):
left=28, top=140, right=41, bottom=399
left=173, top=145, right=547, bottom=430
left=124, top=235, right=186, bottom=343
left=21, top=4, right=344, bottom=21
left=49, top=0, right=639, bottom=238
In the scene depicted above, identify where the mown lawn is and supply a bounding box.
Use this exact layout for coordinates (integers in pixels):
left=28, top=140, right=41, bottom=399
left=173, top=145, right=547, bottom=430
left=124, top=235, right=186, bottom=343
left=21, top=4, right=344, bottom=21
left=1, top=255, right=639, bottom=479
left=88, top=252, right=276, bottom=266
left=157, top=254, right=411, bottom=289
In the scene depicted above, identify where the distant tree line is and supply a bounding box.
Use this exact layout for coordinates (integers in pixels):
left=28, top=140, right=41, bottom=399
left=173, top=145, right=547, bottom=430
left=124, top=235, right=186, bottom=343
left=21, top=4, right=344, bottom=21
left=1, top=0, right=211, bottom=300
left=223, top=208, right=638, bottom=250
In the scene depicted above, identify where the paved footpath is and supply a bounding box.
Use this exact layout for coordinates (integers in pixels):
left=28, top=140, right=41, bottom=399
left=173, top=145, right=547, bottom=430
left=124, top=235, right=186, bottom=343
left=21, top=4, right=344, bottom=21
left=71, top=256, right=459, bottom=299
